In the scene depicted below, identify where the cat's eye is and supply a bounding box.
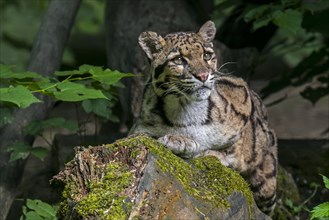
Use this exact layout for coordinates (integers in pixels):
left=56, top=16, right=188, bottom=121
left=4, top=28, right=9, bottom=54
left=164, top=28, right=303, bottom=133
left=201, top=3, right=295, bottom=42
left=172, top=56, right=186, bottom=65
left=203, top=52, right=212, bottom=61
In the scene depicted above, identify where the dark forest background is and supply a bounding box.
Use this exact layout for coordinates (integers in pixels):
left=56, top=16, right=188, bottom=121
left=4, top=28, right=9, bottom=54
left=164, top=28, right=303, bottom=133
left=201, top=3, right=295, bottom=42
left=0, top=0, right=328, bottom=219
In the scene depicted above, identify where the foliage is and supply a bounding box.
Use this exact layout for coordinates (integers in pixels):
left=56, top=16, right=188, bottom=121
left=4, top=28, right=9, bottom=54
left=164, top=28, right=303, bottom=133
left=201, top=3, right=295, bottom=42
left=0, top=64, right=133, bottom=112
left=0, top=0, right=105, bottom=71
left=213, top=0, right=329, bottom=105
left=282, top=182, right=319, bottom=217
left=0, top=64, right=134, bottom=161
left=0, top=0, right=73, bottom=70
left=0, top=117, right=80, bottom=162
left=311, top=175, right=329, bottom=219
left=3, top=142, right=47, bottom=162
left=20, top=199, right=57, bottom=220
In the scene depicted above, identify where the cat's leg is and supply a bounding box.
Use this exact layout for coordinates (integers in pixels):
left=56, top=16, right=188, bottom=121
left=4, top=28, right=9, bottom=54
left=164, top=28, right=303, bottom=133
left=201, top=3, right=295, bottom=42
left=158, top=134, right=201, bottom=158
left=245, top=153, right=277, bottom=215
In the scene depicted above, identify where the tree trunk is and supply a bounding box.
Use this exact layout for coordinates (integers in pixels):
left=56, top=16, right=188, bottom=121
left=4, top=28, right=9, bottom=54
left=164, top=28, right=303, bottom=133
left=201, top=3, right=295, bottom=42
left=0, top=0, right=81, bottom=218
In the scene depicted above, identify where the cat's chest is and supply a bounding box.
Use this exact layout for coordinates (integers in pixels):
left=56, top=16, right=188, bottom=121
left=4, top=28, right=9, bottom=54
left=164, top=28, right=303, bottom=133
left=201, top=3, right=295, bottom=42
left=158, top=123, right=234, bottom=151
left=163, top=95, right=209, bottom=125
left=161, top=97, right=233, bottom=149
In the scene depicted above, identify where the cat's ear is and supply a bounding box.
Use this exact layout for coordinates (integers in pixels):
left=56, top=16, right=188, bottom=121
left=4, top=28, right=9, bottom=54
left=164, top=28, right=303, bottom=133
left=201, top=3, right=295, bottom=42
left=138, top=31, right=166, bottom=60
left=198, top=21, right=216, bottom=43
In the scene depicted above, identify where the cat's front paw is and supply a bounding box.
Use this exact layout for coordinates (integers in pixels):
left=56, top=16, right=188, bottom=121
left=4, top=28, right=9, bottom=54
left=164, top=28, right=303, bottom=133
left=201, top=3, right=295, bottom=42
left=157, top=135, right=198, bottom=158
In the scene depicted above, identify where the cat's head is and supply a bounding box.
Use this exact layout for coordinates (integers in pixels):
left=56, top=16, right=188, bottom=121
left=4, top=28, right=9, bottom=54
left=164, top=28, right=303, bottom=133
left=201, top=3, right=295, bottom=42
left=139, top=21, right=217, bottom=101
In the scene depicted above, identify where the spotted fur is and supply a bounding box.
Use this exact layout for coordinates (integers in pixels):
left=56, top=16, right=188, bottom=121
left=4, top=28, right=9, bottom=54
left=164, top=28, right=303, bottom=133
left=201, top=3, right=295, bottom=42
left=130, top=21, right=277, bottom=215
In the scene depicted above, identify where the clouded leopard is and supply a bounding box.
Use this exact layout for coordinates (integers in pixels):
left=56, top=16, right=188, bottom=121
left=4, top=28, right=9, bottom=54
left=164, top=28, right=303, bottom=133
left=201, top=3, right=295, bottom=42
left=130, top=21, right=277, bottom=215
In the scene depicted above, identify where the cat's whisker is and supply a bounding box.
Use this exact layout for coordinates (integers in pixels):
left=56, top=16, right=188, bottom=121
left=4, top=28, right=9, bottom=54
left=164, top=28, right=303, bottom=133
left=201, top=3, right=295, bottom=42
left=217, top=62, right=237, bottom=73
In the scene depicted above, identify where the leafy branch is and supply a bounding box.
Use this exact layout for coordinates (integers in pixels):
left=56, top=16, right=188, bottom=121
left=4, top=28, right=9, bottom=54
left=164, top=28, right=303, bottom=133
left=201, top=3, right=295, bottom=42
left=0, top=64, right=134, bottom=108
left=0, top=64, right=135, bottom=162
left=213, top=0, right=329, bottom=105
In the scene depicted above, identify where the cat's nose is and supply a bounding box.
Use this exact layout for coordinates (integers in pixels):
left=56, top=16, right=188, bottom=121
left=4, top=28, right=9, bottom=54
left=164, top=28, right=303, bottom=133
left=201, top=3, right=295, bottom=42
left=196, top=72, right=209, bottom=82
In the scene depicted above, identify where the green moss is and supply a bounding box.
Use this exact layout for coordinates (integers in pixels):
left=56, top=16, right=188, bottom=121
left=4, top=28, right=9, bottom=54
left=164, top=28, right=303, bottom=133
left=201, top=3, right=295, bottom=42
left=74, top=162, right=133, bottom=219
left=59, top=135, right=254, bottom=219
left=277, top=166, right=300, bottom=203
left=58, top=200, right=68, bottom=219
left=192, top=157, right=254, bottom=209
left=119, top=135, right=254, bottom=214
left=272, top=166, right=301, bottom=220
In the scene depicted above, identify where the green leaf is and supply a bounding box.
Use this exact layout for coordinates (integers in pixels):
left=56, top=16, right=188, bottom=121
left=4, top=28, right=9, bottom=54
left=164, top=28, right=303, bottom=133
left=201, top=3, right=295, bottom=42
left=5, top=142, right=49, bottom=162
left=0, top=71, right=43, bottom=79
left=0, top=85, right=42, bottom=108
left=82, top=99, right=118, bottom=121
left=30, top=147, right=48, bottom=161
left=91, top=69, right=134, bottom=85
left=244, top=5, right=269, bottom=22
left=303, top=0, right=329, bottom=13
left=54, top=64, right=97, bottom=76
left=81, top=99, right=94, bottom=113
left=272, top=9, right=303, bottom=34
left=79, top=64, right=102, bottom=73
left=25, top=117, right=79, bottom=136
left=311, top=202, right=329, bottom=219
left=26, top=199, right=57, bottom=219
left=321, top=174, right=329, bottom=189
left=24, top=211, right=45, bottom=220
left=112, top=81, right=126, bottom=88
left=22, top=205, right=27, bottom=215
left=41, top=117, right=79, bottom=132
left=36, top=78, right=58, bottom=93
left=55, top=65, right=102, bottom=76
left=53, top=81, right=107, bottom=101
left=6, top=142, right=32, bottom=162
left=24, top=121, right=43, bottom=136
left=9, top=150, right=30, bottom=162
left=284, top=198, right=294, bottom=208
left=54, top=69, right=81, bottom=76
left=252, top=17, right=272, bottom=30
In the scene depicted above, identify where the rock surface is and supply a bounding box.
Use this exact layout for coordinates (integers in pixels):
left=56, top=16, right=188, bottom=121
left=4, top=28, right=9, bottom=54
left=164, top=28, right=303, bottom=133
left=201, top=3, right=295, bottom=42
left=52, top=135, right=269, bottom=219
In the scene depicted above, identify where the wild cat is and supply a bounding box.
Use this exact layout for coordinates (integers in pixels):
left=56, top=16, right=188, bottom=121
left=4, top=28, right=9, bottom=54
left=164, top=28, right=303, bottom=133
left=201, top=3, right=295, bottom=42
left=130, top=21, right=277, bottom=214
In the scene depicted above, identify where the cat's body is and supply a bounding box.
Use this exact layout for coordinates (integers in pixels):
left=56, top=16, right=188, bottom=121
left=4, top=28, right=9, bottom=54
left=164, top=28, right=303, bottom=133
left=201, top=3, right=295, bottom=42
left=130, top=21, right=277, bottom=214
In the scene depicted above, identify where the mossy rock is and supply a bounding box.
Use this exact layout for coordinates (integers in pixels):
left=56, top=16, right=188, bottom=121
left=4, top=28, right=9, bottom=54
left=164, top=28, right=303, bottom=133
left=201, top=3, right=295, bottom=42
left=52, top=135, right=269, bottom=219
left=272, top=166, right=301, bottom=220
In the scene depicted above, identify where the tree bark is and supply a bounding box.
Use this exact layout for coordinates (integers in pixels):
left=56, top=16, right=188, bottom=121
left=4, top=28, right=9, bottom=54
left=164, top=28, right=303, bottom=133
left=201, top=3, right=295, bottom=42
left=0, top=0, right=81, bottom=218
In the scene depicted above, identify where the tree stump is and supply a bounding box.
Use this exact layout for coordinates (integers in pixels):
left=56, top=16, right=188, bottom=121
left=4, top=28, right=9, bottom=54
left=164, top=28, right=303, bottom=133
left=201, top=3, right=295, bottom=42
left=52, top=135, right=269, bottom=219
